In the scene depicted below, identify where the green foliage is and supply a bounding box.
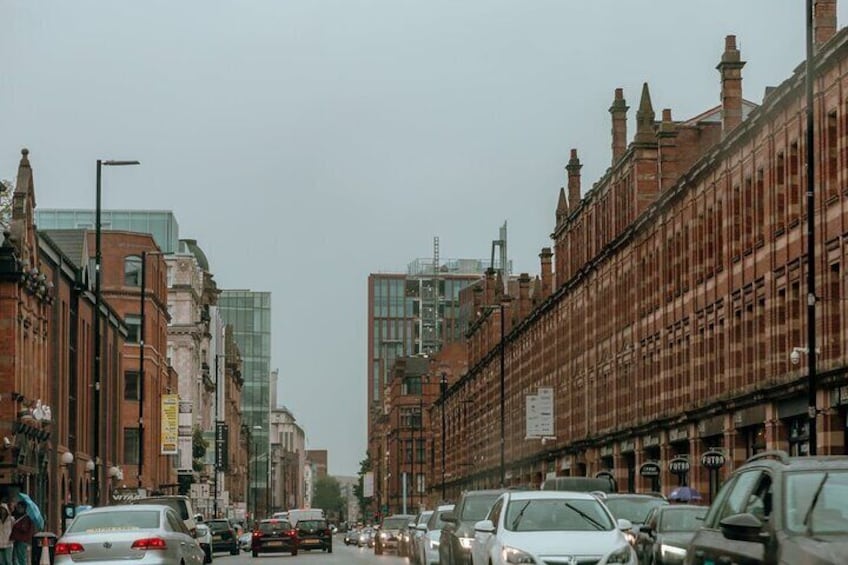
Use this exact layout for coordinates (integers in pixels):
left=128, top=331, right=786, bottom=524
left=192, top=426, right=209, bottom=472
left=312, top=475, right=345, bottom=518
left=0, top=179, right=13, bottom=231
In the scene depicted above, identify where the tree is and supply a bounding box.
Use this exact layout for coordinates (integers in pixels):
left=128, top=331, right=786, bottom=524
left=192, top=426, right=209, bottom=473
left=0, top=179, right=13, bottom=231
left=312, top=475, right=345, bottom=520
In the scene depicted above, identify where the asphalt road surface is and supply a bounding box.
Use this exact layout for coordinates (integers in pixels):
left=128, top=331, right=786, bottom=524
left=211, top=537, right=408, bottom=564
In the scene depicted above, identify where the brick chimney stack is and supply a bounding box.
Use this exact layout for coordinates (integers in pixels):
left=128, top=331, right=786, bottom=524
left=539, top=247, right=553, bottom=297
left=609, top=88, right=629, bottom=165
left=814, top=0, right=837, bottom=50
left=657, top=108, right=679, bottom=192
left=556, top=187, right=568, bottom=225
left=517, top=273, right=532, bottom=320
left=566, top=149, right=582, bottom=212
left=717, top=35, right=745, bottom=135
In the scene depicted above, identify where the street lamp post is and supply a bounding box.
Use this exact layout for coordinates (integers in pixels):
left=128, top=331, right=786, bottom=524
left=481, top=298, right=507, bottom=488
left=440, top=372, right=447, bottom=501
left=94, top=158, right=139, bottom=505
left=804, top=0, right=818, bottom=457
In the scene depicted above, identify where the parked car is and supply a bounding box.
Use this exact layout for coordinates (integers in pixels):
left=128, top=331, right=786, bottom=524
left=470, top=490, right=636, bottom=565
left=251, top=518, right=298, bottom=557
left=407, top=510, right=433, bottom=564
left=397, top=519, right=415, bottom=558
left=602, top=493, right=669, bottom=546
left=440, top=489, right=506, bottom=564
left=195, top=523, right=213, bottom=563
left=541, top=475, right=617, bottom=493
left=686, top=450, right=848, bottom=564
left=238, top=531, right=252, bottom=551
left=635, top=504, right=706, bottom=564
left=420, top=504, right=454, bottom=565
left=296, top=518, right=333, bottom=552
left=130, top=494, right=199, bottom=536
left=375, top=513, right=414, bottom=555
left=54, top=504, right=205, bottom=565
left=206, top=518, right=239, bottom=555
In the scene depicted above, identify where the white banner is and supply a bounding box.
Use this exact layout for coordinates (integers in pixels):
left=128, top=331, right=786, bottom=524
left=363, top=471, right=374, bottom=498
left=526, top=387, right=555, bottom=439
left=160, top=394, right=179, bottom=455
left=178, top=400, right=193, bottom=472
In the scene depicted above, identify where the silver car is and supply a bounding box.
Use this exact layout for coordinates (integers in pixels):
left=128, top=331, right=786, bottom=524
left=55, top=504, right=205, bottom=564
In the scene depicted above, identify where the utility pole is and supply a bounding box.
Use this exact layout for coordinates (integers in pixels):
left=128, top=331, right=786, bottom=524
left=805, top=0, right=818, bottom=456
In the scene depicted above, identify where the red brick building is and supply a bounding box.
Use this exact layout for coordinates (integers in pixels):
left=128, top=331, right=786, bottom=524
left=441, top=5, right=848, bottom=503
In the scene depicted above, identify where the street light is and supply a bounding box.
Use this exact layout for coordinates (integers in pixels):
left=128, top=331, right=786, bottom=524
left=439, top=372, right=447, bottom=501
left=804, top=0, right=819, bottom=456
left=93, top=158, right=140, bottom=505
left=479, top=292, right=509, bottom=488
left=251, top=425, right=262, bottom=520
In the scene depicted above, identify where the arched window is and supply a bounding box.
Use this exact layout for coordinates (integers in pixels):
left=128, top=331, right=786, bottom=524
left=124, top=255, right=142, bottom=286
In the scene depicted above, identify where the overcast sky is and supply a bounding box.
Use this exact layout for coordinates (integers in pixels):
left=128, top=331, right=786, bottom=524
left=3, top=1, right=845, bottom=476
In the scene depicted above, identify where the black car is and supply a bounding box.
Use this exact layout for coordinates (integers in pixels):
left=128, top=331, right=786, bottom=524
left=439, top=489, right=505, bottom=565
left=686, top=450, right=848, bottom=564
left=374, top=513, right=414, bottom=555
left=296, top=518, right=333, bottom=552
left=635, top=504, right=706, bottom=564
left=206, top=518, right=240, bottom=555
left=251, top=519, right=298, bottom=557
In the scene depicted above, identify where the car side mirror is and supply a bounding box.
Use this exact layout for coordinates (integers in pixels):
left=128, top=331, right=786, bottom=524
left=415, top=524, right=427, bottom=532
left=639, top=525, right=653, bottom=535
left=719, top=513, right=768, bottom=544
left=474, top=519, right=495, bottom=534
left=408, top=522, right=416, bottom=529
left=617, top=518, right=633, bottom=531
left=441, top=512, right=457, bottom=523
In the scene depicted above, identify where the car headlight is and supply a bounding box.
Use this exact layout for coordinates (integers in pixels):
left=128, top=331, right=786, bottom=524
left=380, top=532, right=388, bottom=539
left=660, top=544, right=687, bottom=559
left=502, top=546, right=536, bottom=564
left=459, top=536, right=474, bottom=550
left=606, top=544, right=633, bottom=564
left=623, top=530, right=637, bottom=545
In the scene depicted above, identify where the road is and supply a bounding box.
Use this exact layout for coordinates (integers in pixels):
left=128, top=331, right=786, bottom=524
left=211, top=537, right=408, bottom=564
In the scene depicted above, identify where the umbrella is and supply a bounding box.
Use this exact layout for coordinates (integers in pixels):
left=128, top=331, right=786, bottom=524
left=17, top=493, right=44, bottom=531
left=668, top=486, right=702, bottom=503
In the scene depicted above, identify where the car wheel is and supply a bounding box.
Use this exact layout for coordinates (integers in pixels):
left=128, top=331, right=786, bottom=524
left=230, top=545, right=239, bottom=556
left=251, top=550, right=258, bottom=558
left=292, top=549, right=298, bottom=556
left=328, top=545, right=333, bottom=554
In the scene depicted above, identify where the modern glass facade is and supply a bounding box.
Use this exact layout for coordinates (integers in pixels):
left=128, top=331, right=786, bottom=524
left=35, top=209, right=180, bottom=253
left=218, top=290, right=272, bottom=517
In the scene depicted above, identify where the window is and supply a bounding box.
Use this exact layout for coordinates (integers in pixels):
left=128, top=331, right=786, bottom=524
left=712, top=471, right=761, bottom=525
left=126, top=315, right=141, bottom=344
left=124, top=256, right=143, bottom=287
left=123, top=427, right=140, bottom=465
left=744, top=473, right=773, bottom=522
left=124, top=371, right=140, bottom=401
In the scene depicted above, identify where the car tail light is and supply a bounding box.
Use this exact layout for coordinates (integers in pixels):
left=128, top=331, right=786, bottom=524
left=252, top=531, right=263, bottom=538
left=288, top=529, right=297, bottom=537
left=130, top=538, right=168, bottom=550
left=55, top=542, right=85, bottom=555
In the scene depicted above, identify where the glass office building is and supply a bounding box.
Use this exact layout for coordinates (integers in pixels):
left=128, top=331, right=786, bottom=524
left=218, top=290, right=272, bottom=517
left=35, top=209, right=180, bottom=253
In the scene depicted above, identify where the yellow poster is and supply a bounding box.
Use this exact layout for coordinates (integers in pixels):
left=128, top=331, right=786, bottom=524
left=161, top=394, right=179, bottom=455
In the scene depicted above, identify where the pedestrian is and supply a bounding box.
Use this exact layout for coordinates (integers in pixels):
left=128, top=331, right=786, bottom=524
left=10, top=501, right=34, bottom=565
left=0, top=499, right=13, bottom=565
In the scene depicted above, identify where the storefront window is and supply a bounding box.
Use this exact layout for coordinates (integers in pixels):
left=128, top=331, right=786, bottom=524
left=787, top=417, right=809, bottom=456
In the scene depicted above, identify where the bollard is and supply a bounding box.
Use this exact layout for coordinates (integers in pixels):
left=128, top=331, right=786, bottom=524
left=31, top=532, right=57, bottom=565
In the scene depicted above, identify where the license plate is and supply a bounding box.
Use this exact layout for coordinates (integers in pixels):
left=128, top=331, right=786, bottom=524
left=266, top=541, right=282, bottom=547
left=302, top=538, right=319, bottom=544
left=212, top=535, right=222, bottom=540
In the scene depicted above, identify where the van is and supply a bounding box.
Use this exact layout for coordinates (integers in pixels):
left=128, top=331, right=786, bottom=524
left=540, top=476, right=615, bottom=493
left=287, top=508, right=325, bottom=526
left=131, top=495, right=198, bottom=534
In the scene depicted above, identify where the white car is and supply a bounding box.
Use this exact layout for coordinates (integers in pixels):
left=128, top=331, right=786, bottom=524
left=419, top=504, right=454, bottom=565
left=470, top=490, right=637, bottom=565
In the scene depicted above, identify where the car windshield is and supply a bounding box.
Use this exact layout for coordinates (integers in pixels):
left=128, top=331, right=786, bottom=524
left=428, top=507, right=454, bottom=530
left=207, top=520, right=231, bottom=532
left=658, top=507, right=707, bottom=532
left=69, top=510, right=160, bottom=533
left=382, top=517, right=409, bottom=529
left=460, top=494, right=499, bottom=521
left=140, top=498, right=189, bottom=520
left=785, top=470, right=848, bottom=534
left=505, top=498, right=615, bottom=532
left=259, top=521, right=292, bottom=533
left=297, top=520, right=327, bottom=530
left=604, top=497, right=667, bottom=524
left=418, top=512, right=433, bottom=525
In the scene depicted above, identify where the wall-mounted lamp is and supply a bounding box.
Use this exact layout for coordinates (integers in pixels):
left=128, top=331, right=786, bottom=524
left=85, top=460, right=95, bottom=473
left=109, top=466, right=121, bottom=479
left=61, top=451, right=74, bottom=466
